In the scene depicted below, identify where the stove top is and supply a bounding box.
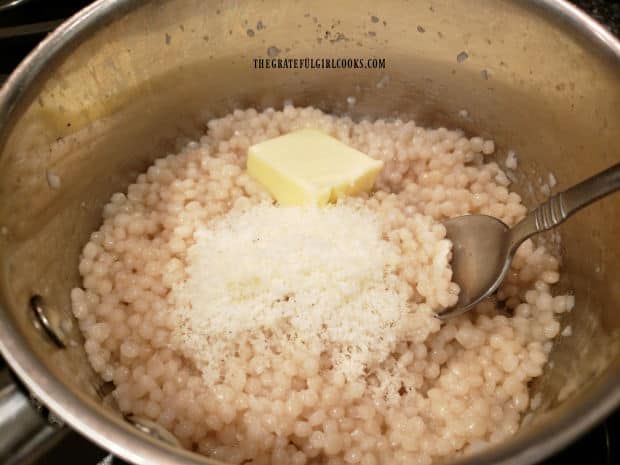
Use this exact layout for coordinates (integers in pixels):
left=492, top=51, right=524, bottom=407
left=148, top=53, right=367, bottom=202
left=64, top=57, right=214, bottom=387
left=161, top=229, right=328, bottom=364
left=1, top=1, right=619, bottom=464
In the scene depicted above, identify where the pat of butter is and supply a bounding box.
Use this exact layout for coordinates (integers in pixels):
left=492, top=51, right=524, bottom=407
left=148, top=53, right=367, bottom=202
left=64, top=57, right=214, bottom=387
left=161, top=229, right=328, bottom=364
left=247, top=129, right=384, bottom=206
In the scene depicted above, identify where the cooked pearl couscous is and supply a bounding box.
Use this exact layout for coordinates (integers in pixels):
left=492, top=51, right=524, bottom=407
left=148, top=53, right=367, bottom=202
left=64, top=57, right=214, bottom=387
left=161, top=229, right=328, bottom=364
left=71, top=106, right=574, bottom=465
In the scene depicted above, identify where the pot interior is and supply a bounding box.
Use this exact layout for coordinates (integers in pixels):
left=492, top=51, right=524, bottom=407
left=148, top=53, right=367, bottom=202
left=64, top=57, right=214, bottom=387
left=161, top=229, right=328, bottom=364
left=0, top=0, right=619, bottom=464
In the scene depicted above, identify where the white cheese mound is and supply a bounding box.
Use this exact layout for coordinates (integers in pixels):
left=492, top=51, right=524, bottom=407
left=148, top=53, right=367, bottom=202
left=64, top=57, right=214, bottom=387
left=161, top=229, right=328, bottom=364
left=173, top=203, right=415, bottom=382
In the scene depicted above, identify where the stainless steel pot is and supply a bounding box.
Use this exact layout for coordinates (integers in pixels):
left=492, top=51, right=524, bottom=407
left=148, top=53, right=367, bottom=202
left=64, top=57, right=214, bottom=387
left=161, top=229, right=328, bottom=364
left=0, top=1, right=619, bottom=464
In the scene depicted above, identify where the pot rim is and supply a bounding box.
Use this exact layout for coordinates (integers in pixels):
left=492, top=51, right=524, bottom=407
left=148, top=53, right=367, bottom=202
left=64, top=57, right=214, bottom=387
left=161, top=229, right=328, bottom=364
left=0, top=1, right=619, bottom=465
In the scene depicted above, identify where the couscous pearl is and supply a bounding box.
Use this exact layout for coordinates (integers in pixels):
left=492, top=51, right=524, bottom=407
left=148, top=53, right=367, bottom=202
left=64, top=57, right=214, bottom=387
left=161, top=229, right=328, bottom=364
left=71, top=106, right=571, bottom=465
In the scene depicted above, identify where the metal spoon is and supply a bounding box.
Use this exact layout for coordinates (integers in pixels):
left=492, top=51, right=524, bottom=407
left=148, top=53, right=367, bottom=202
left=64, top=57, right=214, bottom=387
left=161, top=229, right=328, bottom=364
left=438, top=162, right=620, bottom=319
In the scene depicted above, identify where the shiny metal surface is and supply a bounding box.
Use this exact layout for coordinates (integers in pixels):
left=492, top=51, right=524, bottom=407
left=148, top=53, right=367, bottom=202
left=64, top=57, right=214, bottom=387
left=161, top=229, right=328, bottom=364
left=0, top=377, right=49, bottom=462
left=125, top=415, right=183, bottom=449
left=440, top=163, right=620, bottom=318
left=29, top=295, right=68, bottom=348
left=0, top=0, right=32, bottom=13
left=441, top=215, right=511, bottom=318
left=0, top=0, right=619, bottom=465
left=0, top=20, right=65, bottom=40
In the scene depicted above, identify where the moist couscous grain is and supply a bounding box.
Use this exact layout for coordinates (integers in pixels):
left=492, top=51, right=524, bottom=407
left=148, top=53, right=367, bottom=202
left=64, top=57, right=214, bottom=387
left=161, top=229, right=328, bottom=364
left=71, top=106, right=573, bottom=465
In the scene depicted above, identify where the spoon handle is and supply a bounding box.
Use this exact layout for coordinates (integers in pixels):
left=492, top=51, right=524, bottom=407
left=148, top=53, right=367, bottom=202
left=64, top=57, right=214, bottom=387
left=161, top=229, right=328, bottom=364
left=507, top=162, right=620, bottom=254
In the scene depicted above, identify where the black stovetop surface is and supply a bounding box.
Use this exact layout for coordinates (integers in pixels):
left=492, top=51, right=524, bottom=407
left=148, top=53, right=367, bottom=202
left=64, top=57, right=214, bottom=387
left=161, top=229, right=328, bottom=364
left=1, top=1, right=619, bottom=464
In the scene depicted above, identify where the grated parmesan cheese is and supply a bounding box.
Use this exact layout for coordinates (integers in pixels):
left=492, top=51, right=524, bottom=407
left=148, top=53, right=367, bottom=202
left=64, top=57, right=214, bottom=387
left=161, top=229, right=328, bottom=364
left=172, top=203, right=418, bottom=383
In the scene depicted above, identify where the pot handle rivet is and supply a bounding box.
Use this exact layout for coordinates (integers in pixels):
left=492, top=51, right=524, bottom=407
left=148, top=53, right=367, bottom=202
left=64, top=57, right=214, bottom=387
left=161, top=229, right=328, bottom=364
left=125, top=415, right=182, bottom=448
left=29, top=295, right=67, bottom=349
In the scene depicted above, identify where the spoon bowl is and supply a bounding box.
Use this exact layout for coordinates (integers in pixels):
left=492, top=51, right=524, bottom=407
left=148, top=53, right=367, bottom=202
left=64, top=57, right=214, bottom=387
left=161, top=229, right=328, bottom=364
left=439, top=162, right=620, bottom=319
left=442, top=215, right=512, bottom=318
